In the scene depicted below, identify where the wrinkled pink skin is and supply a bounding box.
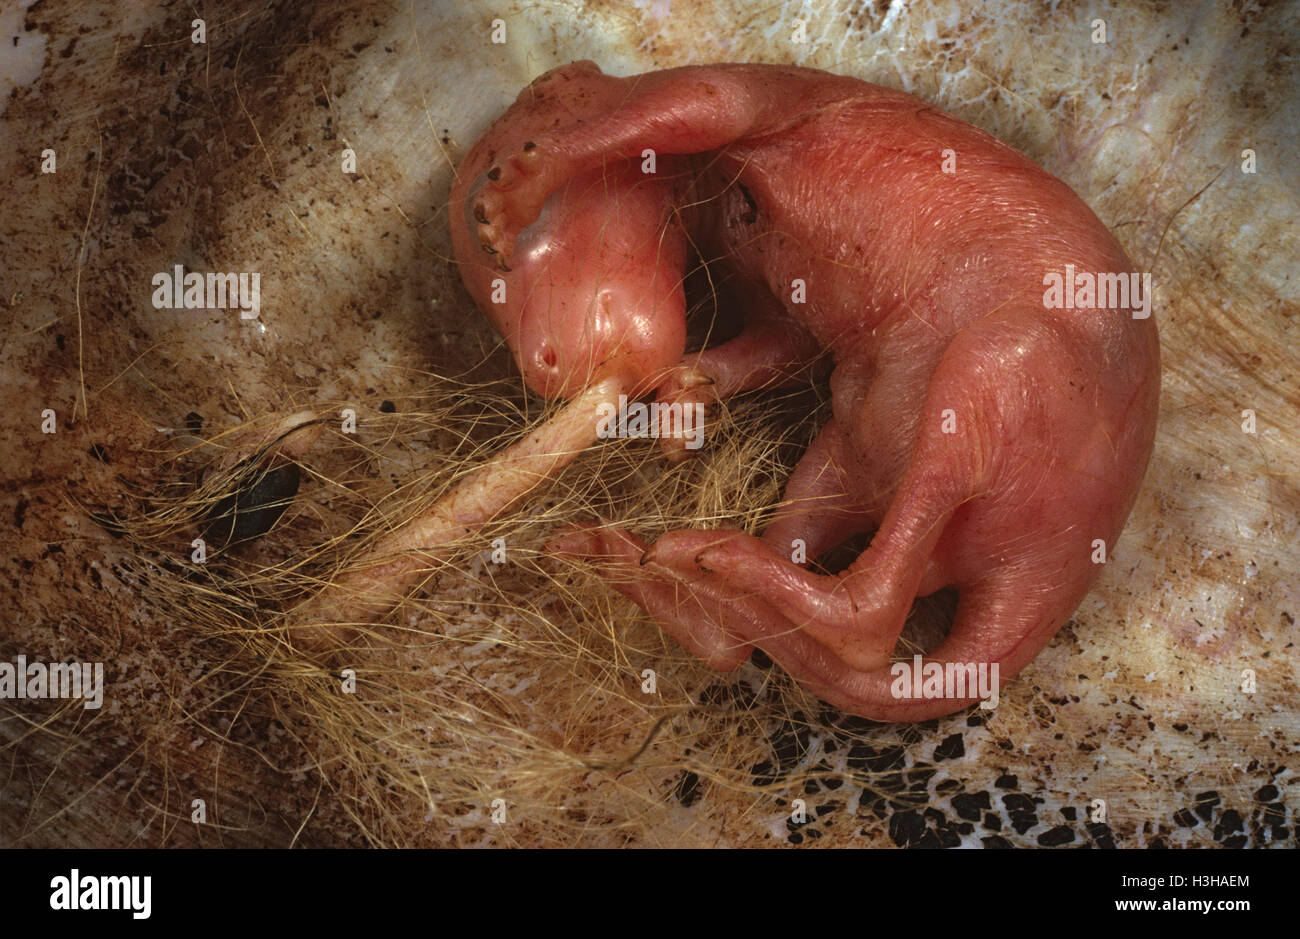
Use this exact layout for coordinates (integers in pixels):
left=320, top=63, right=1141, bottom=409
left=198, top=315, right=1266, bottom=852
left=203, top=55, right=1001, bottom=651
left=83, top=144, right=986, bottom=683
left=448, top=61, right=1160, bottom=721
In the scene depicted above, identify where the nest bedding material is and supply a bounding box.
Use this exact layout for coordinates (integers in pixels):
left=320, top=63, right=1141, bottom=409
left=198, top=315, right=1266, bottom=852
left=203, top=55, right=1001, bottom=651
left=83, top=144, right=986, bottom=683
left=1, top=0, right=1297, bottom=847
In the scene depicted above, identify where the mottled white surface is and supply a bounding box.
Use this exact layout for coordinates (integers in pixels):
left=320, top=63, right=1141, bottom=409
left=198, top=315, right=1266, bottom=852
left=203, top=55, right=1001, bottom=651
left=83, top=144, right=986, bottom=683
left=0, top=0, right=1295, bottom=847
left=0, top=0, right=46, bottom=117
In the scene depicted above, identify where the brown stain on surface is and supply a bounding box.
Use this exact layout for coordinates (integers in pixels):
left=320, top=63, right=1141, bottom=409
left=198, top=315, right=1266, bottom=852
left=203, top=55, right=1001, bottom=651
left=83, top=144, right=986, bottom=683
left=1, top=0, right=1296, bottom=847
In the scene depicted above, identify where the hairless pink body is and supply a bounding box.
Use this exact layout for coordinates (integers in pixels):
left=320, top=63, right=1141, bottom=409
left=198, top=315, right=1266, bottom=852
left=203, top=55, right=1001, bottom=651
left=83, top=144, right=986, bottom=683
left=448, top=61, right=1159, bottom=721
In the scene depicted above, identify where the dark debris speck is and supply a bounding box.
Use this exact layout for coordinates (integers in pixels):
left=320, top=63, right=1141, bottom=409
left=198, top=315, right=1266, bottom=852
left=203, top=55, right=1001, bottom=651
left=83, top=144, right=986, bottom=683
left=1193, top=791, right=1220, bottom=823
left=1087, top=822, right=1116, bottom=849
left=202, top=461, right=301, bottom=547
left=933, top=733, right=965, bottom=761
left=1003, top=793, right=1036, bottom=813
left=1037, top=825, right=1076, bottom=847
left=952, top=791, right=991, bottom=821
left=847, top=743, right=905, bottom=773
left=672, top=770, right=702, bottom=807
left=769, top=716, right=811, bottom=773
left=751, top=760, right=778, bottom=787
left=1213, top=809, right=1244, bottom=841
left=1009, top=811, right=1038, bottom=835
left=908, top=766, right=937, bottom=789
left=888, top=809, right=925, bottom=847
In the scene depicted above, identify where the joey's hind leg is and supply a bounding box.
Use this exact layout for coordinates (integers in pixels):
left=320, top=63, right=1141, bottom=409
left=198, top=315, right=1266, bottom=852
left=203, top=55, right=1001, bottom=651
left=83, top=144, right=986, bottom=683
left=547, top=524, right=762, bottom=670
left=644, top=343, right=964, bottom=676
left=758, top=418, right=952, bottom=594
left=548, top=421, right=872, bottom=669
left=760, top=418, right=871, bottom=560
left=645, top=322, right=959, bottom=674
left=643, top=466, right=953, bottom=674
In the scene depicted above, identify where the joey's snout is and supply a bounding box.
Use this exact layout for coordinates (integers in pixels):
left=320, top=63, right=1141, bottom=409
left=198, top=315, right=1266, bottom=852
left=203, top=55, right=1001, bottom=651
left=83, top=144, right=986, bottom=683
left=454, top=160, right=690, bottom=401
left=514, top=279, right=689, bottom=399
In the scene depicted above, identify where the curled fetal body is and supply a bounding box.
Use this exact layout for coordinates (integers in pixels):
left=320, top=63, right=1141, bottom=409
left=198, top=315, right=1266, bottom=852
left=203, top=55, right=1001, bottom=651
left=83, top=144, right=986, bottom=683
left=429, top=61, right=1158, bottom=721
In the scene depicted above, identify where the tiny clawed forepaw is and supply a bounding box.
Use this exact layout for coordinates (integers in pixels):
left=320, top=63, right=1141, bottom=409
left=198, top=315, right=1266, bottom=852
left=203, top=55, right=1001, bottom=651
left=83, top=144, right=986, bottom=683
left=469, top=141, right=546, bottom=269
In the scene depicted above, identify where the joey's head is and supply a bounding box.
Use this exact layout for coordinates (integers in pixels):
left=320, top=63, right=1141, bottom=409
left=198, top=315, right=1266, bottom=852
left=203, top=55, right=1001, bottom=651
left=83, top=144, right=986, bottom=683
left=451, top=156, right=688, bottom=400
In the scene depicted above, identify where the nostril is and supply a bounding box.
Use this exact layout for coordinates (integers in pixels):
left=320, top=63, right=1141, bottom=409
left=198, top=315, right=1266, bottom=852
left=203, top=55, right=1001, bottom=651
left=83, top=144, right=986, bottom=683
left=533, top=345, right=559, bottom=376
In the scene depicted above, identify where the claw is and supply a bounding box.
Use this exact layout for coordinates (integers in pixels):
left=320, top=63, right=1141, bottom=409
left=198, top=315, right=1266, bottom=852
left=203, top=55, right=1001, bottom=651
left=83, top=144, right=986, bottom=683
left=668, top=368, right=714, bottom=392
